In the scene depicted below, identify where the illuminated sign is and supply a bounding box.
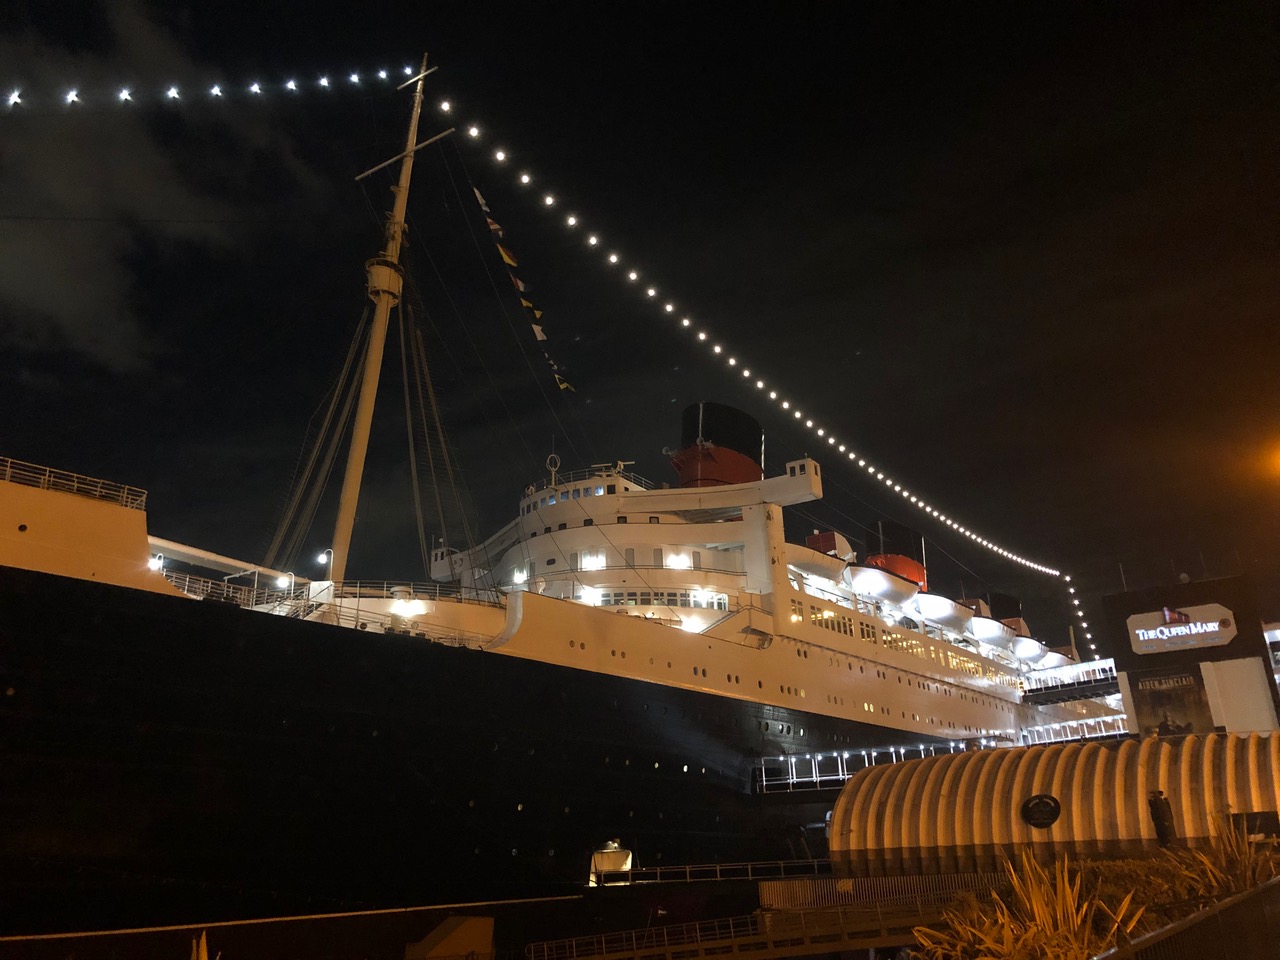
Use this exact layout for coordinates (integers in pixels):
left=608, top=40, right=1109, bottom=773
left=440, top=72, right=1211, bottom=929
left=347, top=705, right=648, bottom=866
left=1126, top=603, right=1236, bottom=655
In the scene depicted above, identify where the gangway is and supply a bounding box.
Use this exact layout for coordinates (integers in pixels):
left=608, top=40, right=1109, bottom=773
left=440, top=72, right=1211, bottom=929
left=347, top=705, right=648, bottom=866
left=525, top=896, right=950, bottom=960
left=1021, top=658, right=1119, bottom=705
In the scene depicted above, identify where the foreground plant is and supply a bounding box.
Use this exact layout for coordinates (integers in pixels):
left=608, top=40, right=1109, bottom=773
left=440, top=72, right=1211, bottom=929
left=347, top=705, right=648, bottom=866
left=1162, top=812, right=1280, bottom=900
left=912, top=851, right=1143, bottom=960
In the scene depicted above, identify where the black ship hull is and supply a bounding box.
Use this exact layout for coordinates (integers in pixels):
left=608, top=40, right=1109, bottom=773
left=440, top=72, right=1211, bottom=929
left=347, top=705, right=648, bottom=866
left=0, top=564, right=934, bottom=934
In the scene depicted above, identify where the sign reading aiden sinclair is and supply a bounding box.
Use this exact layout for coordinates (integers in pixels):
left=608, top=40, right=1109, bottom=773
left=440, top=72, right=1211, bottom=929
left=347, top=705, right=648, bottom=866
left=1126, top=603, right=1236, bottom=655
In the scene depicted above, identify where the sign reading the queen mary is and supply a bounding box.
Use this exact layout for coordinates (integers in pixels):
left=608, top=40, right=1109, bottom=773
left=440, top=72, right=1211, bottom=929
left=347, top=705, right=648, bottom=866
left=1126, top=603, right=1236, bottom=655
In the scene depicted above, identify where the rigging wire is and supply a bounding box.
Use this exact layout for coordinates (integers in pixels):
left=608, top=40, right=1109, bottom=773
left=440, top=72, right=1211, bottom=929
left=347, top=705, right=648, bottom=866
left=262, top=308, right=369, bottom=570
left=437, top=142, right=592, bottom=469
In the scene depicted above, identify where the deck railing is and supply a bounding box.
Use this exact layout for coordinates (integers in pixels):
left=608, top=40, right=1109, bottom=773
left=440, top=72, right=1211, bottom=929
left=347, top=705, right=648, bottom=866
left=522, top=467, right=657, bottom=497
left=0, top=456, right=147, bottom=510
left=164, top=571, right=504, bottom=643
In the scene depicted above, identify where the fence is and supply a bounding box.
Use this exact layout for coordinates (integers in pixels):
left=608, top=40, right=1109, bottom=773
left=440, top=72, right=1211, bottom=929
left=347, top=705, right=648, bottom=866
left=1092, top=875, right=1280, bottom=959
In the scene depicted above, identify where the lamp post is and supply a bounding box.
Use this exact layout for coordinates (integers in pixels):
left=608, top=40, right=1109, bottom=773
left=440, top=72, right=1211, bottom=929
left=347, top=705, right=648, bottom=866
left=317, top=548, right=334, bottom=580
left=276, top=572, right=295, bottom=592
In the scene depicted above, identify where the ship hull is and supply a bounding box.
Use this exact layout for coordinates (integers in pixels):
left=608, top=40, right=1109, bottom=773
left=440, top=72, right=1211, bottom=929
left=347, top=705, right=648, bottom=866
left=0, top=564, right=937, bottom=934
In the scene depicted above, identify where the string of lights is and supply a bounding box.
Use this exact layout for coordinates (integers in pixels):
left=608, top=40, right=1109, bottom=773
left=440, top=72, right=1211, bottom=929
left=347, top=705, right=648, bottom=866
left=441, top=100, right=1096, bottom=656
left=3, top=62, right=1097, bottom=656
left=3, top=64, right=421, bottom=110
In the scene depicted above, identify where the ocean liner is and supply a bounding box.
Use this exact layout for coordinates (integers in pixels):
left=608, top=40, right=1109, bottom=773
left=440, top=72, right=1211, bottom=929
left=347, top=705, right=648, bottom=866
left=0, top=61, right=1117, bottom=934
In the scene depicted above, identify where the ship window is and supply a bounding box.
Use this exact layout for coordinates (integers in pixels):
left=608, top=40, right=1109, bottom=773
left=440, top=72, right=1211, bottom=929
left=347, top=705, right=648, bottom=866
left=583, top=518, right=593, bottom=526
left=653, top=548, right=663, bottom=567
left=618, top=515, right=628, bottom=524
left=649, top=516, right=659, bottom=524
left=625, top=548, right=635, bottom=567
left=595, top=485, right=604, bottom=496
left=570, top=553, right=578, bottom=570
left=545, top=558, right=556, bottom=566
left=788, top=465, right=796, bottom=477
left=540, top=496, right=547, bottom=507
left=692, top=551, right=702, bottom=569
left=799, top=463, right=807, bottom=474
left=573, top=489, right=580, bottom=499
left=544, top=527, right=551, bottom=534
left=607, top=484, right=616, bottom=494
left=548, top=494, right=556, bottom=505
left=560, top=491, right=568, bottom=501
left=558, top=523, right=567, bottom=530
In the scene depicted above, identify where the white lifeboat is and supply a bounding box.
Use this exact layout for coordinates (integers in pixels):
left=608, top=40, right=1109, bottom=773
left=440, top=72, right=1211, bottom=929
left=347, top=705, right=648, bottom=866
left=968, top=615, right=1016, bottom=651
left=844, top=564, right=920, bottom=605
left=1012, top=635, right=1048, bottom=663
left=909, top=593, right=975, bottom=631
left=788, top=545, right=849, bottom=583
left=1034, top=650, right=1073, bottom=669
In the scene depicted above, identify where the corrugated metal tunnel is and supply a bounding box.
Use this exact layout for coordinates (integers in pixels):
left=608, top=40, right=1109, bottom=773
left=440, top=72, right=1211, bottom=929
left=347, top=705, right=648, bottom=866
left=828, top=733, right=1280, bottom=875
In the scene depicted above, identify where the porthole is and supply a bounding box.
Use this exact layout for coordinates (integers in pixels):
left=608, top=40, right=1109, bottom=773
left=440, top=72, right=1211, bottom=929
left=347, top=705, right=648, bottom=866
left=569, top=640, right=576, bottom=648
left=17, top=524, right=27, bottom=532
left=517, top=803, right=523, bottom=811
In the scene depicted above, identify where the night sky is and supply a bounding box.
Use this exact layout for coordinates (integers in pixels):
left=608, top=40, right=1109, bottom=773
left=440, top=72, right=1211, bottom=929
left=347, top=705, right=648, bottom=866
left=2, top=1, right=1277, bottom=641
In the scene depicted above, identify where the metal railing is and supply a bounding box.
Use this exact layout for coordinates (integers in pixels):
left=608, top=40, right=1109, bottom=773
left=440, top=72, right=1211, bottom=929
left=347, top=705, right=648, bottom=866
left=526, top=896, right=949, bottom=960
left=164, top=572, right=504, bottom=643
left=594, top=858, right=830, bottom=887
left=0, top=455, right=147, bottom=509
left=523, top=467, right=657, bottom=498
left=1021, top=715, right=1130, bottom=745
left=1023, top=659, right=1118, bottom=692
left=1092, top=875, right=1280, bottom=959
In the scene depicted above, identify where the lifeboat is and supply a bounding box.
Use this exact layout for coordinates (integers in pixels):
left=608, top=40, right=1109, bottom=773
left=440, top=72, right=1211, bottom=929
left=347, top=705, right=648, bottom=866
left=1034, top=650, right=1073, bottom=669
left=1012, top=635, right=1048, bottom=663
left=909, top=593, right=975, bottom=631
left=844, top=563, right=920, bottom=605
left=968, top=615, right=1016, bottom=651
left=789, top=546, right=849, bottom=583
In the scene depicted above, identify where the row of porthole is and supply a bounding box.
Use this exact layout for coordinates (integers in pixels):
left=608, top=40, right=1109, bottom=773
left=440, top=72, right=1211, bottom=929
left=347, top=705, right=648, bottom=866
left=572, top=636, right=1009, bottom=728
left=759, top=721, right=803, bottom=736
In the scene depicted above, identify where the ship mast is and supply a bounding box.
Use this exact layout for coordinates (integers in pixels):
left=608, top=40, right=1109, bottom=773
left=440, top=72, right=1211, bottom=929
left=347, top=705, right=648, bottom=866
left=329, top=53, right=445, bottom=582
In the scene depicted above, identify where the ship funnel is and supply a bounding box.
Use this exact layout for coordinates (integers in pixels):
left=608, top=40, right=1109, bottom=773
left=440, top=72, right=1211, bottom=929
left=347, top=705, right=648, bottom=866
left=862, top=519, right=927, bottom=591
left=669, top=402, right=764, bottom=488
